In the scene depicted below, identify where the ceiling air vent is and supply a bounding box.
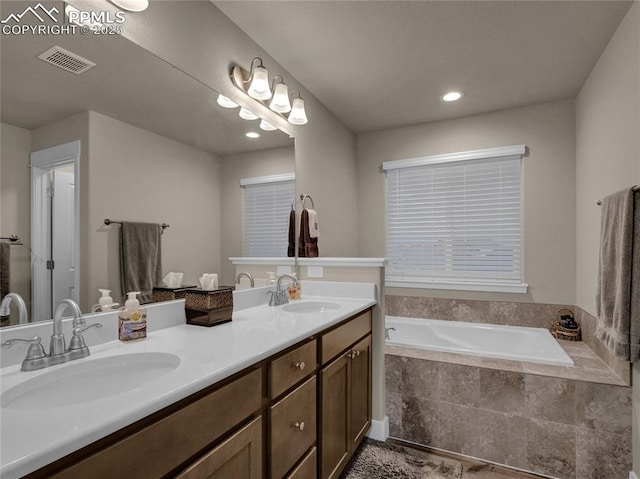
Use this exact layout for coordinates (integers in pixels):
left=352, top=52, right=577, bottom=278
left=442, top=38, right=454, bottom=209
left=38, top=46, right=96, bottom=75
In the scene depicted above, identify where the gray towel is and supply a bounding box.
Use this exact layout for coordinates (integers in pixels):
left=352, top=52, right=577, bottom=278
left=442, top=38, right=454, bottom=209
left=119, top=222, right=163, bottom=304
left=596, top=187, right=640, bottom=361
left=0, top=242, right=9, bottom=299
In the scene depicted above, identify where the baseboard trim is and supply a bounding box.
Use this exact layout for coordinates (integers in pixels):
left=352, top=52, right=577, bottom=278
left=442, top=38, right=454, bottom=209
left=630, top=471, right=638, bottom=479
left=366, top=416, right=389, bottom=441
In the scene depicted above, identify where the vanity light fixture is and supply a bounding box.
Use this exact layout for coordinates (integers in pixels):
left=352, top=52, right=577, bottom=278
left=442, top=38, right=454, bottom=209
left=442, top=91, right=464, bottom=102
left=231, top=57, right=309, bottom=126
left=259, top=119, right=277, bottom=131
left=245, top=132, right=260, bottom=139
left=288, top=92, right=308, bottom=125
left=108, top=0, right=149, bottom=12
left=216, top=94, right=239, bottom=108
left=239, top=107, right=259, bottom=121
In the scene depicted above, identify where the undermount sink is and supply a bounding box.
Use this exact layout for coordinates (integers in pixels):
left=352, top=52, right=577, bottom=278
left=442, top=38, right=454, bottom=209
left=1, top=352, right=181, bottom=410
left=281, top=301, right=341, bottom=313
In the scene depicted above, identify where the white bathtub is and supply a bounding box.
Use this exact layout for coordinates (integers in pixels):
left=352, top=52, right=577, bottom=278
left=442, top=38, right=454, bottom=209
left=386, top=316, right=574, bottom=367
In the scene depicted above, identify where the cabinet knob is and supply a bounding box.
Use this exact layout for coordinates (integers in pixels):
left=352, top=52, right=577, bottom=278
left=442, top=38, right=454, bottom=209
left=348, top=350, right=361, bottom=360
left=354, top=350, right=361, bottom=358
left=294, top=361, right=305, bottom=371
left=293, top=421, right=305, bottom=431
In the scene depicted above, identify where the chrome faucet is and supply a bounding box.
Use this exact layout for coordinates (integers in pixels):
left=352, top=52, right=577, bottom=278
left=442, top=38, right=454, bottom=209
left=1, top=299, right=102, bottom=371
left=269, top=274, right=298, bottom=306
left=235, top=272, right=255, bottom=288
left=0, top=293, right=29, bottom=324
left=385, top=327, right=396, bottom=340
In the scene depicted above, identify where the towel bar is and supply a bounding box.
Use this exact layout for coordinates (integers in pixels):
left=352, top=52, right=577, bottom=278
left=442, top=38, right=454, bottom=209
left=104, top=219, right=170, bottom=231
left=596, top=185, right=639, bottom=205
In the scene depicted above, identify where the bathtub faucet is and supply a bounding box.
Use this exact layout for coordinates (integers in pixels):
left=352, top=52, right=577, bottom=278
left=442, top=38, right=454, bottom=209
left=385, top=327, right=396, bottom=340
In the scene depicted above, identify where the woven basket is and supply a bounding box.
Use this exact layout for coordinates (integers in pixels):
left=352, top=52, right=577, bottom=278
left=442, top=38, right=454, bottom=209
left=550, top=308, right=581, bottom=341
left=152, top=286, right=193, bottom=303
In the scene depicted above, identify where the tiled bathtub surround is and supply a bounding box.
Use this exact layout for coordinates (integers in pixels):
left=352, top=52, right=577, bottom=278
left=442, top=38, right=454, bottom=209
left=386, top=354, right=632, bottom=479
left=385, top=295, right=630, bottom=385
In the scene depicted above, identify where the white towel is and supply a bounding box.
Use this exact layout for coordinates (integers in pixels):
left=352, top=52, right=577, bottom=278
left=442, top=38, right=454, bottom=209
left=308, top=209, right=320, bottom=238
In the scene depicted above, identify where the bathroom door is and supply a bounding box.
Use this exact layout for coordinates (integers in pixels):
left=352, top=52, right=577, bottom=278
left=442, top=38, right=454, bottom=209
left=51, top=169, right=76, bottom=307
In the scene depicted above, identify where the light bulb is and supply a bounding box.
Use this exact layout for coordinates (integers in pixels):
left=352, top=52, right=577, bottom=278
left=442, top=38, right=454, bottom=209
left=216, top=94, right=239, bottom=108
left=269, top=83, right=292, bottom=113
left=239, top=108, right=259, bottom=120
left=260, top=120, right=277, bottom=131
left=442, top=91, right=463, bottom=102
left=288, top=97, right=308, bottom=125
left=247, top=65, right=272, bottom=100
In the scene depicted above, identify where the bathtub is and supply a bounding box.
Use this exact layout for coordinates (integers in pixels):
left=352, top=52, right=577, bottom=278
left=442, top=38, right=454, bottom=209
left=386, top=316, right=574, bottom=366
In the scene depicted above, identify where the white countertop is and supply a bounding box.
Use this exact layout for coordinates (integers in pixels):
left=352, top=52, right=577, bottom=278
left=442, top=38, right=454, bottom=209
left=0, top=293, right=376, bottom=478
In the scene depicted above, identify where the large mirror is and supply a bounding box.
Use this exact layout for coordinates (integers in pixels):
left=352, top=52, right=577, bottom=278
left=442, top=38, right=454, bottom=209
left=0, top=6, right=295, bottom=325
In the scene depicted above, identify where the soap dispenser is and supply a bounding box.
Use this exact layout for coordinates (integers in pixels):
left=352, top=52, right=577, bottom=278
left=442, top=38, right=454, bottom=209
left=118, top=291, right=147, bottom=341
left=92, top=289, right=119, bottom=312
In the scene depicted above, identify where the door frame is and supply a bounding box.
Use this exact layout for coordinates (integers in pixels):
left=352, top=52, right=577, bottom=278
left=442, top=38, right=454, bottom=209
left=30, top=141, right=80, bottom=321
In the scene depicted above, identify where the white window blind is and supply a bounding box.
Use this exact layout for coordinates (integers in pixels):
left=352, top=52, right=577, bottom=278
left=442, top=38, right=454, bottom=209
left=384, top=146, right=527, bottom=293
left=241, top=174, right=295, bottom=257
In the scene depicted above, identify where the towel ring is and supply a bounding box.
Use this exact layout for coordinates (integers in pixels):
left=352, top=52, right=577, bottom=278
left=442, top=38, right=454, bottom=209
left=300, top=194, right=315, bottom=209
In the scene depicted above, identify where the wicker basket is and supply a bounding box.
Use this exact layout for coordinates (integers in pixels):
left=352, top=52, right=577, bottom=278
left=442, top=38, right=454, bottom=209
left=152, top=286, right=194, bottom=303
left=550, top=308, right=582, bottom=341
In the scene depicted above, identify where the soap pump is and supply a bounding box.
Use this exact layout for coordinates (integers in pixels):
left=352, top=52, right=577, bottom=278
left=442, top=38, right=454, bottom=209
left=91, top=289, right=119, bottom=312
left=118, top=291, right=147, bottom=341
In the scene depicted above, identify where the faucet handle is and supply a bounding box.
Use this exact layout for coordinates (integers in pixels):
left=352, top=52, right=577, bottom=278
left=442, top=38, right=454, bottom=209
left=1, top=336, right=46, bottom=360
left=68, top=323, right=102, bottom=351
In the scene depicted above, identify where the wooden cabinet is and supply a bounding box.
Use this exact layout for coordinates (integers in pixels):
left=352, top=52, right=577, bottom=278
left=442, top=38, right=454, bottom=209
left=286, top=448, right=317, bottom=479
left=176, top=416, right=262, bottom=479
left=269, top=339, right=317, bottom=399
left=319, top=311, right=372, bottom=479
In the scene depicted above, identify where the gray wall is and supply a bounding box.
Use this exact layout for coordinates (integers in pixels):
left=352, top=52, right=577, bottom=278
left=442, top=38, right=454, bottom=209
left=574, top=3, right=640, bottom=475
left=220, top=145, right=295, bottom=285
left=87, top=111, right=222, bottom=304
left=357, top=99, right=577, bottom=306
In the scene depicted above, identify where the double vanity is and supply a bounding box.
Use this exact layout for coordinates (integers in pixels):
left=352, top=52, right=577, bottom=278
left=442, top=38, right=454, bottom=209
left=0, top=281, right=376, bottom=479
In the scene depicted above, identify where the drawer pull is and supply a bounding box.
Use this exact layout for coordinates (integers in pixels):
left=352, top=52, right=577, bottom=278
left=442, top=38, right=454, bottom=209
left=293, top=421, right=305, bottom=431
left=294, top=361, right=306, bottom=371
left=347, top=350, right=361, bottom=360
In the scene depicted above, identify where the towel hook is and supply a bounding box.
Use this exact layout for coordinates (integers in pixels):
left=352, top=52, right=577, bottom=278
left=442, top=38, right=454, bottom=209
left=300, top=194, right=314, bottom=209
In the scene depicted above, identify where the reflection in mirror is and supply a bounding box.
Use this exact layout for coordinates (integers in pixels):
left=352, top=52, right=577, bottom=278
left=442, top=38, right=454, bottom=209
left=0, top=16, right=294, bottom=325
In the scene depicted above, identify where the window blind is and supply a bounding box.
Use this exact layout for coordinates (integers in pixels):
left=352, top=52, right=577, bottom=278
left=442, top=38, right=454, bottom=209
left=385, top=148, right=525, bottom=292
left=242, top=175, right=295, bottom=257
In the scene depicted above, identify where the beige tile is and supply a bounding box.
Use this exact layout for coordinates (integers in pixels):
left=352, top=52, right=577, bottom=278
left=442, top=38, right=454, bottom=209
left=575, top=381, right=632, bottom=435
left=490, top=301, right=572, bottom=328
left=559, top=341, right=598, bottom=359
left=575, top=427, right=632, bottom=479
left=436, top=402, right=479, bottom=456
left=401, top=396, right=438, bottom=445
left=439, top=363, right=480, bottom=407
left=385, top=354, right=403, bottom=394
left=476, top=409, right=526, bottom=469
left=449, top=298, right=491, bottom=323
left=479, top=369, right=524, bottom=415
left=524, top=375, right=576, bottom=425
left=387, top=391, right=403, bottom=438
left=525, top=418, right=576, bottom=479
left=402, top=356, right=439, bottom=400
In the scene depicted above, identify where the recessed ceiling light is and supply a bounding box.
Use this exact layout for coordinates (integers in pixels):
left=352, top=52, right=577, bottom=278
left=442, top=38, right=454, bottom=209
left=246, top=132, right=260, bottom=139
left=442, top=91, right=464, bottom=102
left=108, top=0, right=149, bottom=12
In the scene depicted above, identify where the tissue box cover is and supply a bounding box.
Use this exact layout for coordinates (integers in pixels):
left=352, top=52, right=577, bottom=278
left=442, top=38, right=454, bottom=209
left=152, top=286, right=195, bottom=303
left=185, top=287, right=234, bottom=327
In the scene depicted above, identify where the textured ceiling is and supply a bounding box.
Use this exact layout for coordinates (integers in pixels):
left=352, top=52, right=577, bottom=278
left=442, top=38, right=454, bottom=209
left=215, top=1, right=632, bottom=133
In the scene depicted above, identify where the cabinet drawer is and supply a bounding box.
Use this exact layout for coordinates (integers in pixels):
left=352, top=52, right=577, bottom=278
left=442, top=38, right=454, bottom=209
left=51, top=368, right=263, bottom=479
left=269, top=339, right=317, bottom=399
left=269, top=376, right=317, bottom=479
left=321, top=310, right=371, bottom=364
left=285, top=447, right=317, bottom=479
left=176, top=416, right=262, bottom=479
